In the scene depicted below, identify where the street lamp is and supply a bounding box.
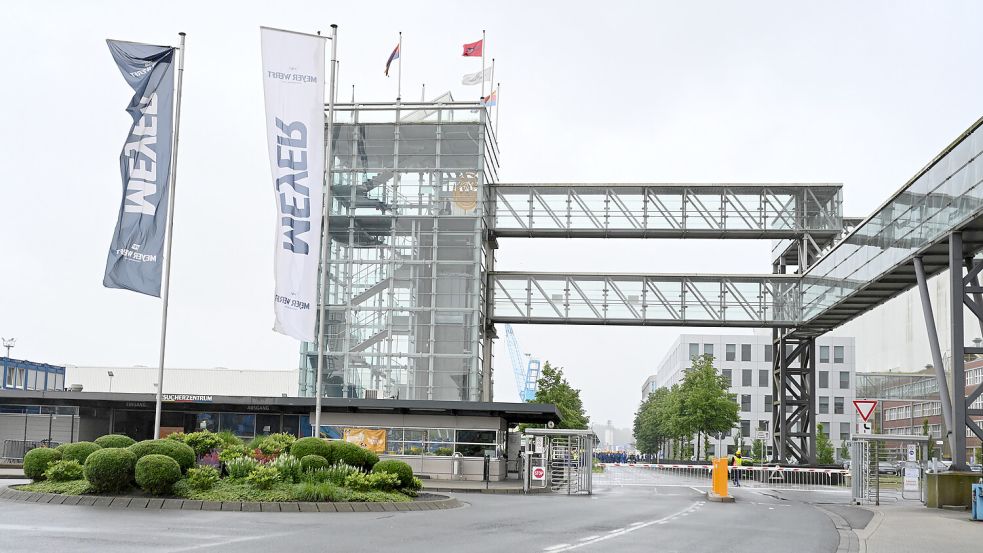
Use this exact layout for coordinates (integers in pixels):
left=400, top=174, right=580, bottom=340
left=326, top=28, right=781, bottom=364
left=107, top=371, right=114, bottom=393
left=1, top=337, right=15, bottom=358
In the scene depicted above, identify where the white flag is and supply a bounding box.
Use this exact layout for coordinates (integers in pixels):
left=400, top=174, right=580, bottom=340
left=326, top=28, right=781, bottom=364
left=261, top=27, right=326, bottom=341
left=461, top=66, right=492, bottom=86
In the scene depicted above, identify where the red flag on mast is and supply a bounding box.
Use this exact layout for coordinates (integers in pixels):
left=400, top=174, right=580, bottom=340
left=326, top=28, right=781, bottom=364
left=462, top=39, right=483, bottom=57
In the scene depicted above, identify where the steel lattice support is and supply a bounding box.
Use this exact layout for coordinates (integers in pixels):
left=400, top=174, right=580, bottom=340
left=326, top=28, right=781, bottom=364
left=771, top=332, right=817, bottom=464
left=945, top=232, right=983, bottom=469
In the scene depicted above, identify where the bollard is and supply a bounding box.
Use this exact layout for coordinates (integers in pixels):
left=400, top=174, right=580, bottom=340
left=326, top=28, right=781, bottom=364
left=708, top=457, right=734, bottom=503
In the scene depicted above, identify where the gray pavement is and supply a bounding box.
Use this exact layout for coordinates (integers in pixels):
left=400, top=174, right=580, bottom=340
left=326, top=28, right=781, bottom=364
left=0, top=468, right=840, bottom=553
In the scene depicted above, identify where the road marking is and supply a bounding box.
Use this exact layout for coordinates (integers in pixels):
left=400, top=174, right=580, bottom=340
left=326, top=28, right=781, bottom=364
left=578, top=535, right=600, bottom=542
left=542, top=502, right=702, bottom=552
left=688, top=486, right=705, bottom=495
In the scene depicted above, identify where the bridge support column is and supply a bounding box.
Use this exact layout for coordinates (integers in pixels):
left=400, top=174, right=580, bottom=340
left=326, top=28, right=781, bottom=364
left=771, top=332, right=816, bottom=464
left=914, top=256, right=956, bottom=457
left=947, top=232, right=983, bottom=470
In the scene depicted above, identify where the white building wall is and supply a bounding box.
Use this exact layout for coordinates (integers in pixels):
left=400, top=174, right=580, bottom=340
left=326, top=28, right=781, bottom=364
left=63, top=366, right=298, bottom=397
left=644, top=333, right=856, bottom=460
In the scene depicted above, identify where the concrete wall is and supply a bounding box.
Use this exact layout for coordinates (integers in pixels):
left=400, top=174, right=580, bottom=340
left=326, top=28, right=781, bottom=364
left=381, top=455, right=507, bottom=481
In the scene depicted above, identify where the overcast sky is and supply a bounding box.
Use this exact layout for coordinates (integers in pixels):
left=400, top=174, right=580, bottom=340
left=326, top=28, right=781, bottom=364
left=2, top=1, right=983, bottom=428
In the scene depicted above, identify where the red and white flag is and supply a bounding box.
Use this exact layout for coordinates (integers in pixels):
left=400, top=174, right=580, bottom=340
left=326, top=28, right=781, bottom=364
left=462, top=39, right=483, bottom=57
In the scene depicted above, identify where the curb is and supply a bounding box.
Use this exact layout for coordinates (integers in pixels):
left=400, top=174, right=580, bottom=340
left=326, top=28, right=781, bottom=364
left=0, top=485, right=461, bottom=513
left=814, top=505, right=862, bottom=553
left=423, top=487, right=546, bottom=495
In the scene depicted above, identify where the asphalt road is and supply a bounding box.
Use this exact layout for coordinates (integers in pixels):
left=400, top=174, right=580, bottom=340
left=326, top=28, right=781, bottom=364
left=0, top=468, right=843, bottom=553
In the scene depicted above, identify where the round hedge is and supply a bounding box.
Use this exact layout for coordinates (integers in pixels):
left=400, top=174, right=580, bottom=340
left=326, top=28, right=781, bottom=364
left=300, top=454, right=329, bottom=473
left=330, top=441, right=373, bottom=470
left=128, top=439, right=195, bottom=472
left=372, top=459, right=414, bottom=487
left=135, top=454, right=182, bottom=495
left=23, top=447, right=62, bottom=481
left=363, top=449, right=380, bottom=469
left=84, top=447, right=137, bottom=493
left=57, top=441, right=102, bottom=464
left=289, top=437, right=331, bottom=460
left=94, top=434, right=136, bottom=448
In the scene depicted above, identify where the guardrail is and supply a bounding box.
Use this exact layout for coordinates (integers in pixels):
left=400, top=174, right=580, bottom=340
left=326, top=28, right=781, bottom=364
left=598, top=462, right=850, bottom=489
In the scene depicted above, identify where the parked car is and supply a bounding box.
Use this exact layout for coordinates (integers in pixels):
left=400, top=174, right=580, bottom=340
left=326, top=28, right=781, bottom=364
left=877, top=462, right=898, bottom=475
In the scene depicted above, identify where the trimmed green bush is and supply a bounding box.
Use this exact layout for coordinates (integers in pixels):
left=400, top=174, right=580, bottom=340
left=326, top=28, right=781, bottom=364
left=84, top=447, right=137, bottom=493
left=182, top=431, right=224, bottom=457
left=94, top=434, right=136, bottom=448
left=300, top=454, right=329, bottom=473
left=372, top=459, right=414, bottom=488
left=128, top=439, right=195, bottom=472
left=329, top=441, right=374, bottom=470
left=186, top=466, right=220, bottom=491
left=58, top=442, right=103, bottom=464
left=135, top=454, right=182, bottom=495
left=363, top=449, right=380, bottom=469
left=258, top=433, right=296, bottom=456
left=245, top=464, right=280, bottom=490
left=23, top=447, right=62, bottom=481
left=289, top=437, right=331, bottom=460
left=44, top=459, right=85, bottom=482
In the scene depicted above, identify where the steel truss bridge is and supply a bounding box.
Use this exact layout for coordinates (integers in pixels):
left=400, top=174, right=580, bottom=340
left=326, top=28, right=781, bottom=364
left=485, top=115, right=983, bottom=467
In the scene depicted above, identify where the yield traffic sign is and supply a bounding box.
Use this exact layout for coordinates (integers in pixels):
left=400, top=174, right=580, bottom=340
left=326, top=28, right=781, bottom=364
left=853, top=399, right=877, bottom=422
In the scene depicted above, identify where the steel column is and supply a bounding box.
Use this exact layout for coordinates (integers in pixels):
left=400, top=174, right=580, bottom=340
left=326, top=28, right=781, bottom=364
left=949, top=232, right=968, bottom=469
left=771, top=332, right=816, bottom=464
left=913, top=256, right=955, bottom=451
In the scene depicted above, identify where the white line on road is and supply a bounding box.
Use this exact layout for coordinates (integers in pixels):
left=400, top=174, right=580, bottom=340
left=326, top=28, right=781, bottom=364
left=577, top=535, right=600, bottom=542
left=542, top=502, right=703, bottom=552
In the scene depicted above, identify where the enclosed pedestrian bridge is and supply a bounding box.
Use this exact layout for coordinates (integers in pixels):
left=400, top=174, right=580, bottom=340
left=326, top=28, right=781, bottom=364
left=304, top=100, right=983, bottom=465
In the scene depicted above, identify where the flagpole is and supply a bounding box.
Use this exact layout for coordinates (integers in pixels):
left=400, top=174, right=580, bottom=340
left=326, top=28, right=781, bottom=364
left=489, top=58, right=495, bottom=98
left=421, top=83, right=425, bottom=102
left=480, top=29, right=486, bottom=98
left=396, top=31, right=402, bottom=102
left=152, top=32, right=186, bottom=440
left=495, top=82, right=501, bottom=136
left=351, top=84, right=355, bottom=103
left=314, top=24, right=338, bottom=438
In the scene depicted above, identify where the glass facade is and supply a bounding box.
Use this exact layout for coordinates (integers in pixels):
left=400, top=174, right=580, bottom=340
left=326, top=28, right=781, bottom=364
left=299, top=102, right=499, bottom=401
left=801, top=118, right=983, bottom=320
left=1, top=358, right=65, bottom=391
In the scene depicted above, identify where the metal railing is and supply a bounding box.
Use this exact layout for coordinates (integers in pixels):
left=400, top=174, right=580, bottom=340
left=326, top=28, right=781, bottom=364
left=2, top=439, right=59, bottom=463
left=596, top=462, right=850, bottom=489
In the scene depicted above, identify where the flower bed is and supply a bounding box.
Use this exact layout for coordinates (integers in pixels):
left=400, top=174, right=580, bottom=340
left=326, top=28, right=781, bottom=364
left=17, top=431, right=422, bottom=504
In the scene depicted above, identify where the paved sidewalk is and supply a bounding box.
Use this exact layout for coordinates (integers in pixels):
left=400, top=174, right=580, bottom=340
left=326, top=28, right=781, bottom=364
left=857, top=503, right=983, bottom=552
left=0, top=468, right=25, bottom=479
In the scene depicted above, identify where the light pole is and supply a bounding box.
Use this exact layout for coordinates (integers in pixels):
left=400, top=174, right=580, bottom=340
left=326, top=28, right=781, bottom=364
left=1, top=337, right=15, bottom=358
left=107, top=371, right=114, bottom=393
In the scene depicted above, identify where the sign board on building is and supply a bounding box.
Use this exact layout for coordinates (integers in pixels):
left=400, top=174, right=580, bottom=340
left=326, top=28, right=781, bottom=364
left=531, top=466, right=546, bottom=481
left=342, top=428, right=387, bottom=453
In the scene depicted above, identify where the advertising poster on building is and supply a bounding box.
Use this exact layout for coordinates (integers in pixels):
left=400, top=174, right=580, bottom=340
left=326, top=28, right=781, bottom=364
left=260, top=27, right=326, bottom=341
left=343, top=428, right=387, bottom=453
left=103, top=40, right=176, bottom=297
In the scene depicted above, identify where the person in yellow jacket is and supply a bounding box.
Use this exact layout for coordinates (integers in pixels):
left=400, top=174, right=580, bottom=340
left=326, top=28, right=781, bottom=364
left=728, top=450, right=743, bottom=487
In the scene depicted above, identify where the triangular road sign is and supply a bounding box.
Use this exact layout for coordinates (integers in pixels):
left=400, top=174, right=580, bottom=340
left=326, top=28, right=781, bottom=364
left=853, top=399, right=877, bottom=422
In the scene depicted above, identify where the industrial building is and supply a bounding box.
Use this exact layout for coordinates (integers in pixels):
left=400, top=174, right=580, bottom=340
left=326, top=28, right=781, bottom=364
left=643, top=333, right=856, bottom=460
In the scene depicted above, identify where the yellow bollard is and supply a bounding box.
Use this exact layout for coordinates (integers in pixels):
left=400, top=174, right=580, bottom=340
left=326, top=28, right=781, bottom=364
left=709, top=457, right=734, bottom=502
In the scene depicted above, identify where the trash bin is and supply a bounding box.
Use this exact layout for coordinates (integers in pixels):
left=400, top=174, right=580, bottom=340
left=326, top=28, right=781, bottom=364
left=972, top=483, right=983, bottom=521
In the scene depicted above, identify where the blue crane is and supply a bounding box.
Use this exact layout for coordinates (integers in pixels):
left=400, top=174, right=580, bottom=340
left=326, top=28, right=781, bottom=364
left=504, top=324, right=541, bottom=402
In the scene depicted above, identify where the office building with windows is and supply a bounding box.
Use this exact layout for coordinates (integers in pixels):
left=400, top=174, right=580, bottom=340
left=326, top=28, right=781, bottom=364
left=642, top=333, right=856, bottom=460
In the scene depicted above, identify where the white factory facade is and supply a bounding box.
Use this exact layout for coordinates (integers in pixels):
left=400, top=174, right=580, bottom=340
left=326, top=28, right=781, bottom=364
left=642, top=332, right=856, bottom=460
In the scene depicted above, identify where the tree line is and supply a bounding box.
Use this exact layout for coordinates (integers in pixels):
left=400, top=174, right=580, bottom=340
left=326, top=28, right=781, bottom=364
left=633, top=354, right=740, bottom=460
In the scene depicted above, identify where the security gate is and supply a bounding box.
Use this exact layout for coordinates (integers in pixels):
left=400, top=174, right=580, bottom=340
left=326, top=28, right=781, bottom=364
left=524, top=428, right=597, bottom=495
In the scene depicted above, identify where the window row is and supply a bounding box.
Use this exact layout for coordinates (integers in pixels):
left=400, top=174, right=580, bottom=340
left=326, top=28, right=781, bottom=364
left=689, top=343, right=847, bottom=364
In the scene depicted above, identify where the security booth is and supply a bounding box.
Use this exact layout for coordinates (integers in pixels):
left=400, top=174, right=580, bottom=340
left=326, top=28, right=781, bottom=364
left=522, top=428, right=597, bottom=495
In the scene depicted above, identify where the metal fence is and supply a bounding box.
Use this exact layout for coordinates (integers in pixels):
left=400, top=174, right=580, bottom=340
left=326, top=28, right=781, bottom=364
left=1, top=439, right=60, bottom=463
left=597, top=462, right=850, bottom=489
